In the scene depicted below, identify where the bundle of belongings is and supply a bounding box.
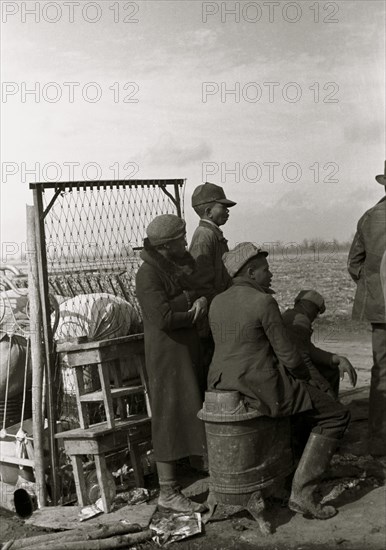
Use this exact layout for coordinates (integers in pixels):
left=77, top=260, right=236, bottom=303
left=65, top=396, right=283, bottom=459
left=0, top=289, right=30, bottom=403
left=54, top=293, right=139, bottom=342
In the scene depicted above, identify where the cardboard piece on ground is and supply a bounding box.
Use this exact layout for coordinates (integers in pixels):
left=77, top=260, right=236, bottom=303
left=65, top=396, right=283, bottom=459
left=25, top=503, right=156, bottom=530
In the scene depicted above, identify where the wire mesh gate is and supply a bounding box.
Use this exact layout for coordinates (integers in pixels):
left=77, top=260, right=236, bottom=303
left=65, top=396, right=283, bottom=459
left=30, top=179, right=185, bottom=503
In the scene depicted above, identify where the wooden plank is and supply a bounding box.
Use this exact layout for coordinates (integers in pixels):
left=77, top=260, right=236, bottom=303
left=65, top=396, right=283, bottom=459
left=26, top=204, right=47, bottom=508
left=63, top=439, right=101, bottom=455
left=55, top=416, right=150, bottom=440
left=33, top=189, right=60, bottom=505
left=25, top=503, right=157, bottom=530
left=56, top=334, right=144, bottom=353
left=79, top=386, right=144, bottom=403
left=112, top=360, right=126, bottom=421
left=0, top=455, right=35, bottom=467
left=70, top=455, right=87, bottom=507
left=74, top=366, right=90, bottom=429
left=59, top=343, right=144, bottom=367
left=135, top=355, right=152, bottom=418
left=97, top=363, right=115, bottom=429
left=94, top=454, right=111, bottom=512
left=129, top=444, right=145, bottom=488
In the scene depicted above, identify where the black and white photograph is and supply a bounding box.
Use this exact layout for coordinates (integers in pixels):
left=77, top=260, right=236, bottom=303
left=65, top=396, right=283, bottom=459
left=0, top=1, right=385, bottom=548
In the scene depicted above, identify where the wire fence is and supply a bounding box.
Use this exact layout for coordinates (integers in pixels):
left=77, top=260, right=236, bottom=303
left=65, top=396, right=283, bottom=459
left=32, top=179, right=185, bottom=428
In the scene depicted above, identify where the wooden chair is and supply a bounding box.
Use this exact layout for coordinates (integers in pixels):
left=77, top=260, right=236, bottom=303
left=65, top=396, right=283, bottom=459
left=55, top=334, right=152, bottom=512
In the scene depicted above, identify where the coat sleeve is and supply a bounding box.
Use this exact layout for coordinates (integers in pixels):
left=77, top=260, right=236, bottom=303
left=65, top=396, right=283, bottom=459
left=261, top=297, right=310, bottom=381
left=348, top=215, right=366, bottom=282
left=309, top=343, right=334, bottom=367
left=286, top=314, right=334, bottom=367
left=283, top=315, right=332, bottom=390
left=136, top=268, right=194, bottom=331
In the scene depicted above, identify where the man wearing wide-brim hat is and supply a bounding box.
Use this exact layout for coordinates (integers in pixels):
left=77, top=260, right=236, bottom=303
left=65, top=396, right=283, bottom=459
left=208, top=243, right=350, bottom=520
left=348, top=161, right=386, bottom=457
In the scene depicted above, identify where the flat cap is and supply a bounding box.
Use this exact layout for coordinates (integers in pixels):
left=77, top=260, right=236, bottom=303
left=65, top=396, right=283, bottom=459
left=146, top=214, right=186, bottom=247
left=295, top=289, right=326, bottom=314
left=191, top=182, right=236, bottom=208
left=223, top=242, right=268, bottom=278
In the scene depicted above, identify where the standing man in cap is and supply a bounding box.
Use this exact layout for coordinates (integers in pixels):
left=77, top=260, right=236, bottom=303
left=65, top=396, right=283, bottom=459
left=136, top=214, right=208, bottom=513
left=283, top=290, right=357, bottom=399
left=348, top=161, right=386, bottom=457
left=189, top=182, right=236, bottom=371
left=208, top=243, right=350, bottom=519
left=189, top=182, right=236, bottom=302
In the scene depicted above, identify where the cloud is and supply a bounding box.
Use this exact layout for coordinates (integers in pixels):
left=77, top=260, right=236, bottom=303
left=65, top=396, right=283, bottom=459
left=144, top=134, right=213, bottom=167
left=180, top=28, right=220, bottom=48
left=344, top=118, right=384, bottom=144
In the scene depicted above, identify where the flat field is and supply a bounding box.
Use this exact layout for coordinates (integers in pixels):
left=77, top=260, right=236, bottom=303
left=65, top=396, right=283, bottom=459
left=270, top=249, right=355, bottom=322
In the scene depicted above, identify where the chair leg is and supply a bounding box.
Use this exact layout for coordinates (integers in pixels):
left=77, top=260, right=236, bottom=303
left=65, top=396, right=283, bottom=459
left=71, top=455, right=87, bottom=507
left=94, top=454, right=111, bottom=513
left=129, top=444, right=145, bottom=488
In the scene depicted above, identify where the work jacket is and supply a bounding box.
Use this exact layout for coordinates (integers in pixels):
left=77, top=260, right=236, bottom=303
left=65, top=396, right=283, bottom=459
left=189, top=220, right=232, bottom=304
left=282, top=307, right=339, bottom=397
left=348, top=196, right=386, bottom=323
left=208, top=278, right=313, bottom=417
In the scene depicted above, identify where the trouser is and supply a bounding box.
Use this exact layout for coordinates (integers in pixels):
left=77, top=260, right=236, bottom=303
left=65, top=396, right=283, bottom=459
left=368, top=323, right=386, bottom=455
left=291, top=384, right=350, bottom=457
left=313, top=362, right=340, bottom=399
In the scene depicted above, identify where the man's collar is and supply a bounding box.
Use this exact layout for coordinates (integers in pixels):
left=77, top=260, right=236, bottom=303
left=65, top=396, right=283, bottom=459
left=199, top=219, right=226, bottom=240
left=232, top=276, right=275, bottom=294
left=200, top=219, right=221, bottom=230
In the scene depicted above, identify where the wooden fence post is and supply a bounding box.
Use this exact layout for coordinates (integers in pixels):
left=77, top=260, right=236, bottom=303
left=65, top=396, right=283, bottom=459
left=26, top=205, right=46, bottom=507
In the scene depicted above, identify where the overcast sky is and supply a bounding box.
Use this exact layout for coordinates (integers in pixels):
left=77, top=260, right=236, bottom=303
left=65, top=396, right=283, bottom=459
left=1, top=0, right=385, bottom=258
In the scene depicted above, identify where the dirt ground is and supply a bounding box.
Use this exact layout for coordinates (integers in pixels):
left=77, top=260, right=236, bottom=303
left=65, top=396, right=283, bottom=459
left=1, top=323, right=385, bottom=549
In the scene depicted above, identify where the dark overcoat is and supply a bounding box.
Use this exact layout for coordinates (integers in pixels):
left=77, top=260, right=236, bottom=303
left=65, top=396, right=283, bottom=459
left=135, top=242, right=206, bottom=462
left=348, top=196, right=386, bottom=323
left=208, top=278, right=313, bottom=417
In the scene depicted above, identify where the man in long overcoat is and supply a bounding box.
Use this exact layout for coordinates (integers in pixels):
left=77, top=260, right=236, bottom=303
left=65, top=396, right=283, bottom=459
left=348, top=161, right=386, bottom=456
left=136, top=214, right=208, bottom=513
left=208, top=243, right=350, bottom=520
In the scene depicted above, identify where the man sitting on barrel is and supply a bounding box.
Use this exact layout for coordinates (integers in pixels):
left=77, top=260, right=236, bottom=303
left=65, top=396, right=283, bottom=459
left=207, top=242, right=350, bottom=519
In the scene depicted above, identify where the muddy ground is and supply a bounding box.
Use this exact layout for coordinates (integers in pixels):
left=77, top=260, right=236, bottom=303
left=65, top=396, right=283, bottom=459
left=1, top=323, right=385, bottom=549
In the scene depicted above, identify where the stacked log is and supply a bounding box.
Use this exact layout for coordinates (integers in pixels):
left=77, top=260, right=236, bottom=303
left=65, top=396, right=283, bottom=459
left=1, top=523, right=153, bottom=550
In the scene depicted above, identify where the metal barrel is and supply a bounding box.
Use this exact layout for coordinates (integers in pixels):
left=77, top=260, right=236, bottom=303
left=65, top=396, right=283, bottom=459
left=198, top=391, right=293, bottom=506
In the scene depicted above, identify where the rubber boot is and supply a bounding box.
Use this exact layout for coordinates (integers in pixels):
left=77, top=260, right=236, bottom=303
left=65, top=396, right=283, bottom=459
left=157, top=461, right=207, bottom=513
left=289, top=432, right=338, bottom=519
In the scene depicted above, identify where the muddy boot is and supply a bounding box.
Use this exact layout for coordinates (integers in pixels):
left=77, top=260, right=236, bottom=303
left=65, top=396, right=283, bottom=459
left=158, top=482, right=207, bottom=513
left=289, top=432, right=338, bottom=519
